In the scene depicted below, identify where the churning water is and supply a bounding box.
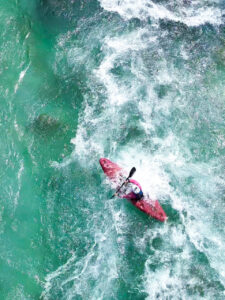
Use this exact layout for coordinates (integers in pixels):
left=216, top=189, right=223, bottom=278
left=1, top=0, right=225, bottom=299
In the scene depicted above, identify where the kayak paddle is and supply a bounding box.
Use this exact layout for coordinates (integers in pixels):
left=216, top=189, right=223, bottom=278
left=111, top=167, right=136, bottom=198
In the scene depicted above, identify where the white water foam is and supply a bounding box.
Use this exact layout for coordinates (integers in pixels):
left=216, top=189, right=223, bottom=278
left=14, top=63, right=30, bottom=93
left=99, top=0, right=223, bottom=26
left=94, top=28, right=150, bottom=106
left=41, top=209, right=122, bottom=300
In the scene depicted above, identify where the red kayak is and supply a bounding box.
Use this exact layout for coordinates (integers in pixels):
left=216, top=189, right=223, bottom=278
left=99, top=158, right=167, bottom=222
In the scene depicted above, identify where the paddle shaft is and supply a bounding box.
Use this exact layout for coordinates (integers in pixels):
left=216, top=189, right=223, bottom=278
left=111, top=167, right=136, bottom=198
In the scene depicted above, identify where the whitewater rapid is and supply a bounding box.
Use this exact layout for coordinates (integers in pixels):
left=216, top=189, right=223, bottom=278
left=42, top=0, right=225, bottom=299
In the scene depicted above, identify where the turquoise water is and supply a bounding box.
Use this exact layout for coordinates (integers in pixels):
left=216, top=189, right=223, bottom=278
left=1, top=0, right=225, bottom=299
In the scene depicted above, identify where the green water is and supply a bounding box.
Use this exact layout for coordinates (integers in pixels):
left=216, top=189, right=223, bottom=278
left=0, top=0, right=225, bottom=299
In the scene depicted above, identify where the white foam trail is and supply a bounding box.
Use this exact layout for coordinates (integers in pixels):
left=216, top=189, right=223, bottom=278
left=25, top=32, right=30, bottom=40
left=14, top=63, right=30, bottom=93
left=140, top=220, right=225, bottom=299
left=14, top=160, right=24, bottom=207
left=99, top=0, right=223, bottom=26
left=183, top=196, right=225, bottom=287
left=70, top=101, right=105, bottom=166
left=42, top=221, right=120, bottom=299
left=14, top=119, right=24, bottom=140
left=132, top=223, right=193, bottom=299
left=41, top=253, right=77, bottom=299
left=94, top=28, right=149, bottom=105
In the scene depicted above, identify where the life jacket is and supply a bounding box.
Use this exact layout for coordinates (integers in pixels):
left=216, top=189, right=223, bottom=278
left=121, top=179, right=143, bottom=200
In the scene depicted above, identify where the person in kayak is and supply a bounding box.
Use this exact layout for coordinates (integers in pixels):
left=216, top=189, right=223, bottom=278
left=117, top=178, right=144, bottom=201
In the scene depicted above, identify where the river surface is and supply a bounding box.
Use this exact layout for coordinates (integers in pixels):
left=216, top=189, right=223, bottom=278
left=1, top=0, right=225, bottom=299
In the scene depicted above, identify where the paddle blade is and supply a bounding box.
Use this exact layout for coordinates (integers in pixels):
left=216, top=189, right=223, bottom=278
left=128, top=167, right=136, bottom=179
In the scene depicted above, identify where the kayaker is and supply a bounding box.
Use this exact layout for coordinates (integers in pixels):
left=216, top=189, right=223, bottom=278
left=117, top=178, right=144, bottom=201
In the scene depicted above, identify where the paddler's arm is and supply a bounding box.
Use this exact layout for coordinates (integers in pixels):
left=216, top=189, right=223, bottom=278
left=111, top=167, right=136, bottom=199
left=114, top=179, right=129, bottom=197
